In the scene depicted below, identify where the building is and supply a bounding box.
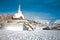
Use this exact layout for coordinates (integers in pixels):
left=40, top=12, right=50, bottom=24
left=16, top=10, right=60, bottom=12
left=0, top=4, right=51, bottom=31
left=13, top=4, right=24, bottom=20
left=1, top=4, right=34, bottom=31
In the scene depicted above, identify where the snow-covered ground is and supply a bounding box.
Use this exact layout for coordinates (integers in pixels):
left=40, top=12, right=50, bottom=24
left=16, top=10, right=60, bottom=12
left=0, top=30, right=60, bottom=40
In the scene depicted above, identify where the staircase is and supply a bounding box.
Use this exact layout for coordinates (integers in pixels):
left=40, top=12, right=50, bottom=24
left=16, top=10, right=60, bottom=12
left=23, top=22, right=33, bottom=31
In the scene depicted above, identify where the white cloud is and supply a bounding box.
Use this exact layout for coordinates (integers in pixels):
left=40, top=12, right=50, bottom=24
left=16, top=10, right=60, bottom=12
left=22, top=11, right=56, bottom=20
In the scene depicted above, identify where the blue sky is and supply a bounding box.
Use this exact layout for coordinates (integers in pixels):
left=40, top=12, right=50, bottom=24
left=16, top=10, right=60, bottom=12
left=0, top=0, right=60, bottom=20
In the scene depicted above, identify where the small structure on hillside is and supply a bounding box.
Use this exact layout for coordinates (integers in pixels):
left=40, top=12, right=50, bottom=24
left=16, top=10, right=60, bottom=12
left=13, top=4, right=24, bottom=20
left=0, top=4, right=34, bottom=31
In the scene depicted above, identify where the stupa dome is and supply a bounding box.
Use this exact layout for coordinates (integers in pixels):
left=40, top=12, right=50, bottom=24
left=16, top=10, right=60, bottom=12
left=13, top=4, right=24, bottom=19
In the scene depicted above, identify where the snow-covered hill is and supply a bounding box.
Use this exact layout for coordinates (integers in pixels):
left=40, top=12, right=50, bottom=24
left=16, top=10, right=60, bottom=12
left=0, top=30, right=60, bottom=40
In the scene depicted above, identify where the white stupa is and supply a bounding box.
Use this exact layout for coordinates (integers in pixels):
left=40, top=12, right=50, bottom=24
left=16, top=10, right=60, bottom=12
left=13, top=4, right=24, bottom=19
left=1, top=4, right=34, bottom=31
